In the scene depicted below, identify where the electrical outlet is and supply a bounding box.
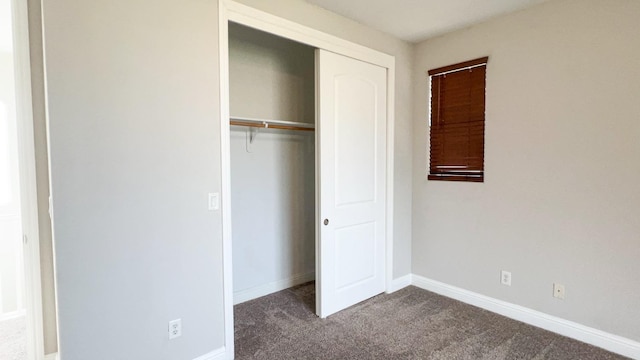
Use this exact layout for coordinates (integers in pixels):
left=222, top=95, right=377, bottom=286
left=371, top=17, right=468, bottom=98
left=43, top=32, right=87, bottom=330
left=168, top=319, right=182, bottom=340
left=501, top=270, right=512, bottom=286
left=553, top=283, right=565, bottom=300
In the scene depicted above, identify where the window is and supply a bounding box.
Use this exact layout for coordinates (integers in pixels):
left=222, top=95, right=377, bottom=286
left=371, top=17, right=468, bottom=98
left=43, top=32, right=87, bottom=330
left=428, top=57, right=488, bottom=182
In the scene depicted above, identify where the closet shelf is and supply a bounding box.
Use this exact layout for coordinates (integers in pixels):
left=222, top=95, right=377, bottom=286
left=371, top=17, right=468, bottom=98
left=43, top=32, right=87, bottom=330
left=230, top=116, right=315, bottom=132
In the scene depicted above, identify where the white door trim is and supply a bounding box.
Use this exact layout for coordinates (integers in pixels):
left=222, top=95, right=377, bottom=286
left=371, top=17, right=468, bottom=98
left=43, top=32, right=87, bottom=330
left=11, top=0, right=46, bottom=358
left=218, top=0, right=395, bottom=357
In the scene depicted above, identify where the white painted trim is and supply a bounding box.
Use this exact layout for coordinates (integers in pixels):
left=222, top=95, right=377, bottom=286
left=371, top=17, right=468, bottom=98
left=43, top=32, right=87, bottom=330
left=10, top=0, right=46, bottom=359
left=218, top=1, right=235, bottom=359
left=386, top=274, right=412, bottom=294
left=313, top=51, right=321, bottom=318
left=412, top=274, right=640, bottom=359
left=192, top=347, right=227, bottom=360
left=219, top=1, right=395, bottom=357
left=0, top=309, right=26, bottom=322
left=43, top=353, right=58, bottom=360
left=385, top=64, right=395, bottom=295
left=41, top=9, right=61, bottom=360
left=234, top=272, right=315, bottom=305
left=223, top=0, right=394, bottom=69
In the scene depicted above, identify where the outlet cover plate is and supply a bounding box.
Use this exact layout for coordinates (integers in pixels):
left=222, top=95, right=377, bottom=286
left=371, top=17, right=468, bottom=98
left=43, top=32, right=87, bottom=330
left=501, top=270, right=512, bottom=286
left=553, top=283, right=565, bottom=299
left=169, top=319, right=182, bottom=339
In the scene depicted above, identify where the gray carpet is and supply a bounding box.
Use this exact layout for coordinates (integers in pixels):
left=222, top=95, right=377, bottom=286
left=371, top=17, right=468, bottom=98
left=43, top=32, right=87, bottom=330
left=0, top=315, right=26, bottom=360
left=234, top=283, right=628, bottom=360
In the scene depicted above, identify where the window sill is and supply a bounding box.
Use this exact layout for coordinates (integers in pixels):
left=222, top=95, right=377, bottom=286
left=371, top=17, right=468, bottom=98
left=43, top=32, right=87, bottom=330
left=428, top=174, right=484, bottom=183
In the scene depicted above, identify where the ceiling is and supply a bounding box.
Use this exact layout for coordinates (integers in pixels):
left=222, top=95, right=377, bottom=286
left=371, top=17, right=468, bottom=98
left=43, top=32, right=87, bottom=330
left=306, top=0, right=549, bottom=43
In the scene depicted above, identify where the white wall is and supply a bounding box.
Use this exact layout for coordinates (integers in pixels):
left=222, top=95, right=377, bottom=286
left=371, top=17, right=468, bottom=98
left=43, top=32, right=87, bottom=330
left=412, top=0, right=640, bottom=342
left=229, top=24, right=315, bottom=299
left=42, top=0, right=224, bottom=358
left=235, top=0, right=414, bottom=280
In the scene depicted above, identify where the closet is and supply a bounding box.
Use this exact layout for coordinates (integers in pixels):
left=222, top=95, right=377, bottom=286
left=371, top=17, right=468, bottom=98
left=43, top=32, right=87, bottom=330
left=229, top=23, right=317, bottom=305
left=224, top=14, right=390, bottom=320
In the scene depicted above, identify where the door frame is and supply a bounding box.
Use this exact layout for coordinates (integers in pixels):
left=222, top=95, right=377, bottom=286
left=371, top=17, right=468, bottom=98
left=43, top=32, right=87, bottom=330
left=217, top=0, right=395, bottom=356
left=9, top=0, right=46, bottom=358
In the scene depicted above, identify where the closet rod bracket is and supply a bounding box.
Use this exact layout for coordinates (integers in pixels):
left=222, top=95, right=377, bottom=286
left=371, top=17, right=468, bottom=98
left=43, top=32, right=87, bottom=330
left=249, top=121, right=270, bottom=143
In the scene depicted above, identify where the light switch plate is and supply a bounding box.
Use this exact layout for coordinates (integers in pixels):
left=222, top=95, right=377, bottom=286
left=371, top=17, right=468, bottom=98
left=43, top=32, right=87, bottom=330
left=208, top=193, right=219, bottom=210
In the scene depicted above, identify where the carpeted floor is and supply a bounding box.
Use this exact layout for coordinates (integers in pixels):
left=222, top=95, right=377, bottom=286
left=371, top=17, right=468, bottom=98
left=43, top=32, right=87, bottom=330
left=234, top=283, right=628, bottom=360
left=0, top=315, right=27, bottom=360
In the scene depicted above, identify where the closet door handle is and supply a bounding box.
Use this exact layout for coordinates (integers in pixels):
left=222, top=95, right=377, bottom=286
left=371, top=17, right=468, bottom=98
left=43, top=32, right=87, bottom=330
left=323, top=219, right=329, bottom=226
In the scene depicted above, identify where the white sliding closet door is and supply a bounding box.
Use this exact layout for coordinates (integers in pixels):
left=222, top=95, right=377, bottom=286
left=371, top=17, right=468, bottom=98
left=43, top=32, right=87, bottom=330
left=316, top=49, right=387, bottom=318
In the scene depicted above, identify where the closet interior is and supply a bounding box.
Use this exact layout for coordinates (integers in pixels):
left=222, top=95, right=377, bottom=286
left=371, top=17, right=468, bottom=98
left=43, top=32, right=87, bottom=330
left=229, top=23, right=317, bottom=306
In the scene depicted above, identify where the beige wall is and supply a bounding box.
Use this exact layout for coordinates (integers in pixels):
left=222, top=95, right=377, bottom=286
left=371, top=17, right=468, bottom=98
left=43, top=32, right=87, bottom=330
left=34, top=0, right=640, bottom=356
left=412, top=0, right=640, bottom=342
left=37, top=0, right=414, bottom=357
left=42, top=0, right=224, bottom=358
left=229, top=23, right=315, bottom=125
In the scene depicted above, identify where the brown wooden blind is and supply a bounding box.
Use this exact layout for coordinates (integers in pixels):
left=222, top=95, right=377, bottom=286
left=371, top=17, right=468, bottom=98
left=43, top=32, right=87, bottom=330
left=428, top=57, right=487, bottom=182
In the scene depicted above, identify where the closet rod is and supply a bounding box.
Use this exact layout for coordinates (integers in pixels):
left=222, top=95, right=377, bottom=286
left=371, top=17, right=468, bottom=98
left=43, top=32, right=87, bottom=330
left=230, top=116, right=315, bottom=132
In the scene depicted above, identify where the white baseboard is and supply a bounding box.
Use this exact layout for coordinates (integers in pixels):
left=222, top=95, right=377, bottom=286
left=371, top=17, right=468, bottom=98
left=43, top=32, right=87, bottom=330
left=412, top=274, right=640, bottom=359
left=387, top=274, right=412, bottom=293
left=0, top=309, right=26, bottom=322
left=51, top=348, right=225, bottom=360
left=234, top=272, right=315, bottom=305
left=193, top=346, right=226, bottom=360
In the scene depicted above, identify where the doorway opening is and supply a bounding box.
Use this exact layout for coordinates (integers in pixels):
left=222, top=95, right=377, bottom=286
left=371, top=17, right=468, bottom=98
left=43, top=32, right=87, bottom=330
left=227, top=23, right=319, bottom=359
left=228, top=20, right=318, bottom=319
left=1, top=0, right=27, bottom=357
left=218, top=2, right=396, bottom=357
left=0, top=94, right=27, bottom=359
left=1, top=0, right=46, bottom=358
